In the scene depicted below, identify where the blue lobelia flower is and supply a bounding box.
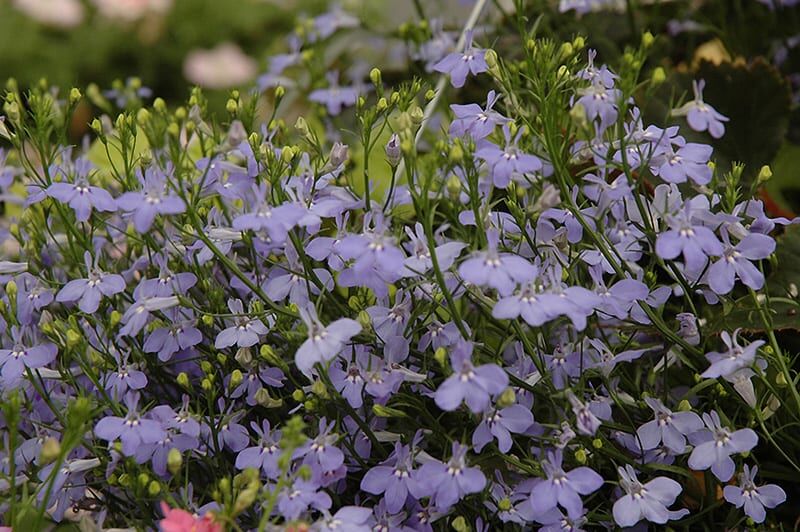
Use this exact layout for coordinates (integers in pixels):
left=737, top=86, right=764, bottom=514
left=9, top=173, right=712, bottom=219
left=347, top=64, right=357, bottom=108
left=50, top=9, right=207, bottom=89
left=528, top=449, right=603, bottom=518
left=705, top=232, right=775, bottom=295
left=700, top=329, right=764, bottom=380
left=433, top=29, right=488, bottom=88
left=688, top=410, right=758, bottom=481
left=234, top=420, right=282, bottom=479
left=458, top=229, right=537, bottom=296
left=612, top=465, right=689, bottom=527
left=56, top=251, right=126, bottom=314
left=94, top=392, right=167, bottom=457
left=434, top=340, right=508, bottom=413
left=655, top=202, right=724, bottom=273
left=46, top=159, right=116, bottom=222
left=472, top=404, right=534, bottom=453
left=214, top=298, right=270, bottom=349
left=672, top=79, right=729, bottom=139
left=116, top=164, right=186, bottom=233
left=309, top=71, right=360, bottom=116
left=360, top=441, right=419, bottom=513
left=449, top=90, right=510, bottom=140
left=723, top=464, right=787, bottom=523
left=0, top=326, right=57, bottom=386
left=475, top=126, right=543, bottom=188
left=295, top=306, right=361, bottom=378
left=412, top=442, right=486, bottom=510
left=636, top=397, right=703, bottom=453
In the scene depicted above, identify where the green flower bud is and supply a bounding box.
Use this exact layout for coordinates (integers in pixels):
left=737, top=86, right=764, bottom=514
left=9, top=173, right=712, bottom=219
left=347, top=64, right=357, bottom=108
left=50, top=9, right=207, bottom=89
left=177, top=372, right=190, bottom=389
left=497, top=388, right=516, bottom=408
left=446, top=174, right=462, bottom=198
left=449, top=143, right=464, bottom=163
left=651, top=67, right=666, bottom=86
left=592, top=438, right=603, bottom=449
left=370, top=68, right=382, bottom=86
left=409, top=106, right=424, bottom=125
left=292, top=389, right=305, bottom=402
left=5, top=280, right=16, bottom=299
left=757, top=165, right=772, bottom=185
left=275, top=86, right=285, bottom=99
left=167, top=448, right=183, bottom=475
left=148, top=480, right=161, bottom=496
left=310, top=379, right=328, bottom=398
left=372, top=404, right=407, bottom=418
left=230, top=369, right=244, bottom=388
left=574, top=448, right=587, bottom=464
left=69, top=88, right=82, bottom=104
left=642, top=31, right=655, bottom=48
left=66, top=329, right=82, bottom=347
left=40, top=437, right=61, bottom=464
left=451, top=516, right=469, bottom=532
left=357, top=310, right=371, bottom=330
left=435, top=347, right=448, bottom=368
left=235, top=347, right=253, bottom=366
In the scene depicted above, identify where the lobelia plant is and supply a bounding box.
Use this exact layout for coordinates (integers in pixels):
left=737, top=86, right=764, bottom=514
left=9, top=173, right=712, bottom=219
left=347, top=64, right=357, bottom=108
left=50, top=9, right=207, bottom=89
left=0, top=1, right=799, bottom=531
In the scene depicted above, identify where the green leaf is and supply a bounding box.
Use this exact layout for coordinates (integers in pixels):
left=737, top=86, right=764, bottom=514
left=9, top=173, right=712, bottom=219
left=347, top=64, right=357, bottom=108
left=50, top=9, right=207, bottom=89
left=766, top=141, right=800, bottom=216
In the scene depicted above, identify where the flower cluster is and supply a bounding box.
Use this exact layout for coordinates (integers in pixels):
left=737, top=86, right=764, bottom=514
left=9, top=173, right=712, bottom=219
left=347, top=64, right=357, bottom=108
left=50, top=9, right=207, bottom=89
left=0, top=2, right=797, bottom=531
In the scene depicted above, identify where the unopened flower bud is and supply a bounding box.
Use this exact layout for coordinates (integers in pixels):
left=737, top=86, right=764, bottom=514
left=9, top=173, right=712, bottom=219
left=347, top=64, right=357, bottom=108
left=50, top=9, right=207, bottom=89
left=425, top=89, right=436, bottom=101
left=230, top=369, right=243, bottom=389
left=275, top=85, right=285, bottom=99
left=372, top=404, right=406, bottom=418
left=449, top=143, right=464, bottom=163
left=167, top=448, right=182, bottom=475
left=295, top=116, right=310, bottom=137
left=177, top=372, right=190, bottom=389
left=573, top=36, right=585, bottom=50
left=757, top=165, right=772, bottom=185
left=66, top=329, right=82, bottom=347
left=377, top=97, right=388, bottom=111
left=485, top=49, right=498, bottom=71
left=651, top=67, right=666, bottom=86
left=497, top=388, right=516, bottom=408
left=40, top=437, right=61, bottom=464
left=329, top=142, right=349, bottom=168
left=69, top=87, right=82, bottom=104
left=446, top=174, right=462, bottom=198
left=385, top=133, right=401, bottom=166
left=370, top=68, right=382, bottom=86
left=434, top=347, right=448, bottom=368
left=357, top=310, right=371, bottom=330
left=5, top=280, right=16, bottom=299
left=235, top=347, right=253, bottom=366
left=409, top=106, right=424, bottom=125
left=574, top=448, right=587, bottom=464
left=642, top=31, right=655, bottom=48
left=559, top=42, right=574, bottom=60
left=148, top=480, right=161, bottom=496
left=451, top=516, right=469, bottom=532
left=292, top=389, right=305, bottom=402
left=592, top=438, right=603, bottom=449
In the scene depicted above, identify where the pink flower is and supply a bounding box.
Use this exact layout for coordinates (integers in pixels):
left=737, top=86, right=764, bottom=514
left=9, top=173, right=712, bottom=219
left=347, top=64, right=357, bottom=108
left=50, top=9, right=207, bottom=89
left=159, top=502, right=221, bottom=532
